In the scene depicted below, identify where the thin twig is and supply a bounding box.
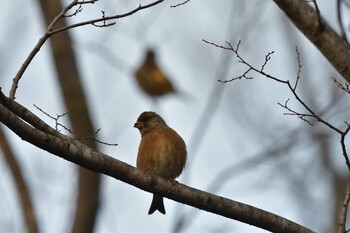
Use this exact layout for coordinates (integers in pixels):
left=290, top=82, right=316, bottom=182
left=204, top=39, right=350, bottom=170
left=341, top=124, right=350, bottom=170
left=331, top=77, right=350, bottom=94
left=294, top=47, right=302, bottom=90
left=9, top=0, right=79, bottom=100
left=34, top=104, right=73, bottom=133
left=9, top=0, right=165, bottom=100
left=48, top=1, right=164, bottom=35
left=33, top=105, right=118, bottom=146
left=171, top=0, right=191, bottom=8
left=261, top=51, right=274, bottom=72
left=92, top=10, right=116, bottom=27
left=75, top=128, right=118, bottom=146
left=278, top=99, right=314, bottom=126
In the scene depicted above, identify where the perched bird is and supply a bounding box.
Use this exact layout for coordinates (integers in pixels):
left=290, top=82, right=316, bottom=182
left=134, top=111, right=187, bottom=215
left=134, top=50, right=176, bottom=97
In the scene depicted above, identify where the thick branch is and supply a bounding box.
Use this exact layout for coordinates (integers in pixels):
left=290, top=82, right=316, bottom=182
left=273, top=0, right=350, bottom=82
left=0, top=96, right=314, bottom=233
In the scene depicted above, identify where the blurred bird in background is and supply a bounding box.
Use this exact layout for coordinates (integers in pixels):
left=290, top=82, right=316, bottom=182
left=134, top=111, right=187, bottom=215
left=134, top=50, right=177, bottom=98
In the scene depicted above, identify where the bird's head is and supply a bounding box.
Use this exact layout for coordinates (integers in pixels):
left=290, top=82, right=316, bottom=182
left=134, top=111, right=166, bottom=136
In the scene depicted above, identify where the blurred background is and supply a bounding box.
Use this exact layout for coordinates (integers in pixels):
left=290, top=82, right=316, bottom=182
left=1, top=0, right=350, bottom=232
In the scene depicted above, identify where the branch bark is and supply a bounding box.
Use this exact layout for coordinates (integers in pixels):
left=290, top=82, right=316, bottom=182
left=273, top=0, right=350, bottom=82
left=0, top=92, right=314, bottom=233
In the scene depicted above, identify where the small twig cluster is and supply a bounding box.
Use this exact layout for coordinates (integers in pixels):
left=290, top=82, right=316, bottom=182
left=202, top=40, right=255, bottom=81
left=34, top=104, right=73, bottom=133
left=204, top=39, right=350, bottom=171
left=76, top=128, right=118, bottom=146
left=92, top=10, right=116, bottom=28
left=34, top=104, right=117, bottom=146
left=278, top=99, right=314, bottom=126
left=331, top=77, right=350, bottom=94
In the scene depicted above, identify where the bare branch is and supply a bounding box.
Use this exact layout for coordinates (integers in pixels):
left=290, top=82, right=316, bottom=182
left=205, top=40, right=350, bottom=170
left=9, top=0, right=165, bottom=100
left=293, top=46, right=302, bottom=91
left=205, top=40, right=280, bottom=83
left=273, top=0, right=350, bottom=82
left=261, top=51, right=274, bottom=72
left=34, top=104, right=73, bottom=133
left=0, top=90, right=315, bottom=233
left=171, top=0, right=191, bottom=8
left=33, top=104, right=118, bottom=146
left=48, top=1, right=165, bottom=35
left=278, top=99, right=314, bottom=126
left=340, top=124, right=350, bottom=170
left=64, top=4, right=83, bottom=17
left=218, top=68, right=254, bottom=83
left=202, top=39, right=237, bottom=51
left=331, top=77, right=350, bottom=94
left=63, top=0, right=98, bottom=18
left=76, top=128, right=118, bottom=146
left=9, top=0, right=79, bottom=100
left=92, top=11, right=116, bottom=28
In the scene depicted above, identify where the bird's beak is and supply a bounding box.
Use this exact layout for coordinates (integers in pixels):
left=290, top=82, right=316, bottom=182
left=134, top=122, right=143, bottom=129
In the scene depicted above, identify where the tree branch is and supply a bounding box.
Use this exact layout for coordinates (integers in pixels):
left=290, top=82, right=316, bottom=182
left=0, top=91, right=314, bottom=233
left=204, top=39, right=350, bottom=171
left=9, top=0, right=165, bottom=100
left=9, top=0, right=79, bottom=100
left=273, top=0, right=350, bottom=82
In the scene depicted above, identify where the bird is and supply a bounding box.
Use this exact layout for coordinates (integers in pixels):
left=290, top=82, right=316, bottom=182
left=134, top=111, right=187, bottom=215
left=134, top=50, right=177, bottom=97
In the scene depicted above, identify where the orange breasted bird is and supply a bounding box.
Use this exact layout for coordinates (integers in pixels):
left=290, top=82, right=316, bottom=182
left=134, top=111, right=187, bottom=215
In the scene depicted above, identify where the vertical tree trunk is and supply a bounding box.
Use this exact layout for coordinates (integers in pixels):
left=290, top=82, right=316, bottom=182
left=36, top=1, right=101, bottom=233
left=0, top=125, right=38, bottom=233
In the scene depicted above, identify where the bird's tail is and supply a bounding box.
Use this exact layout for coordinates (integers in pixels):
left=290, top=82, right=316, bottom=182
left=148, top=194, right=166, bottom=215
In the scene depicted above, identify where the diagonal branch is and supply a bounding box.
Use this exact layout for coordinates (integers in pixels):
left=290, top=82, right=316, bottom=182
left=204, top=39, right=350, bottom=171
left=273, top=0, right=350, bottom=82
left=9, top=0, right=165, bottom=100
left=9, top=0, right=80, bottom=100
left=48, top=1, right=165, bottom=35
left=0, top=92, right=314, bottom=233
